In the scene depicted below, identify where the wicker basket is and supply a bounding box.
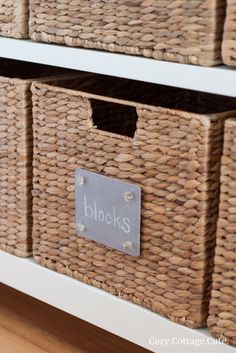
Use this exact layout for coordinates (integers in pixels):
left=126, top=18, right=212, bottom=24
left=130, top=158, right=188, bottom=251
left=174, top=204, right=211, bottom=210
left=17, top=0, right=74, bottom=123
left=0, top=59, right=70, bottom=257
left=0, top=0, right=29, bottom=38
left=222, top=0, right=236, bottom=66
left=32, top=75, right=236, bottom=327
left=208, top=119, right=236, bottom=346
left=29, top=0, right=225, bottom=66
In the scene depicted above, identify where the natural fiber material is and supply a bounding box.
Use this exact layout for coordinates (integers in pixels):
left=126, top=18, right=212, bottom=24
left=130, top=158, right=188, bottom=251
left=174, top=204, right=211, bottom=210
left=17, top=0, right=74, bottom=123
left=222, top=0, right=236, bottom=65
left=0, top=59, right=70, bottom=257
left=29, top=0, right=225, bottom=66
left=208, top=119, right=236, bottom=346
left=32, top=74, right=236, bottom=327
left=0, top=0, right=29, bottom=38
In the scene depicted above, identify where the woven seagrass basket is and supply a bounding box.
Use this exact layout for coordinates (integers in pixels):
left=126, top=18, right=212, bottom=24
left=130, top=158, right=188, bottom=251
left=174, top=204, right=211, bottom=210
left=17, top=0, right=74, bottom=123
left=222, top=0, right=236, bottom=66
left=208, top=119, right=236, bottom=346
left=32, top=75, right=236, bottom=327
left=0, top=0, right=29, bottom=38
left=29, top=0, right=225, bottom=66
left=0, top=59, right=70, bottom=257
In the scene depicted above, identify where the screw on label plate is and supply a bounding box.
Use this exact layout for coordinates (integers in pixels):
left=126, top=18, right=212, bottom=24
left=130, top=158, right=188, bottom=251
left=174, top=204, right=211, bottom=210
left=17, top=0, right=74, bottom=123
left=77, top=175, right=85, bottom=186
left=123, top=241, right=133, bottom=250
left=77, top=223, right=86, bottom=232
left=124, top=191, right=134, bottom=202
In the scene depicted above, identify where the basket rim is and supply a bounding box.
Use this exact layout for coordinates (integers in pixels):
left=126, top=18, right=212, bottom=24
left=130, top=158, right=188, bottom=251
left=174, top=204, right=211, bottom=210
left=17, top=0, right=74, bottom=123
left=31, top=80, right=236, bottom=123
left=0, top=73, right=77, bottom=85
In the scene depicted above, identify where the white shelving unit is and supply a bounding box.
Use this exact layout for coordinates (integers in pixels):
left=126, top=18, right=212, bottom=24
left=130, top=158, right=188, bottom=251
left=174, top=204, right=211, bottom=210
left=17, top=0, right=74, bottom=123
left=0, top=37, right=236, bottom=353
left=0, top=37, right=236, bottom=97
left=1, top=251, right=235, bottom=353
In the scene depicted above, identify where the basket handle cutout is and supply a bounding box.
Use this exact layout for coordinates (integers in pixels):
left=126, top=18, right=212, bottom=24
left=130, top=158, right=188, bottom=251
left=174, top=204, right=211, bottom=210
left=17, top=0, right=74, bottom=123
left=91, top=99, right=138, bottom=138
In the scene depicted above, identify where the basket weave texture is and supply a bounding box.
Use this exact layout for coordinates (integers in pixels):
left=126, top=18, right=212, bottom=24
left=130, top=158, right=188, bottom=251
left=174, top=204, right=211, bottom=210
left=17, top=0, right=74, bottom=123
left=222, top=0, right=236, bottom=66
left=0, top=0, right=29, bottom=38
left=32, top=75, right=236, bottom=328
left=208, top=119, right=236, bottom=346
left=29, top=0, right=225, bottom=66
left=0, top=77, right=33, bottom=257
left=0, top=60, right=69, bottom=257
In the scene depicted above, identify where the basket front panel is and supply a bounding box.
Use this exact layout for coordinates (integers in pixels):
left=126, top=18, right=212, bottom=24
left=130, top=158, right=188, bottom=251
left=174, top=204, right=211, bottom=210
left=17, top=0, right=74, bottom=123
left=29, top=0, right=225, bottom=66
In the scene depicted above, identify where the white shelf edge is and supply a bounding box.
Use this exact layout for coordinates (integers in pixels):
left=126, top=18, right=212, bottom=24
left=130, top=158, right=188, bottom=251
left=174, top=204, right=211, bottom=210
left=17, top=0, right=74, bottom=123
left=0, top=37, right=236, bottom=97
left=0, top=251, right=235, bottom=353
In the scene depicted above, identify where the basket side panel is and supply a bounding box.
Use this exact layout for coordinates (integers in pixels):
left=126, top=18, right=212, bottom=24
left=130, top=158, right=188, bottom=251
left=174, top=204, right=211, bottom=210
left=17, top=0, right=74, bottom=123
left=208, top=119, right=236, bottom=346
left=0, top=80, right=32, bottom=257
left=222, top=0, right=236, bottom=66
left=0, top=0, right=29, bottom=38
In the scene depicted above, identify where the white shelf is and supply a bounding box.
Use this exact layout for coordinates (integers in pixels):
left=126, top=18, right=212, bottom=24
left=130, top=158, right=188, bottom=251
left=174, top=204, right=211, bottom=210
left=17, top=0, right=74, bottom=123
left=0, top=37, right=236, bottom=97
left=0, top=250, right=235, bottom=353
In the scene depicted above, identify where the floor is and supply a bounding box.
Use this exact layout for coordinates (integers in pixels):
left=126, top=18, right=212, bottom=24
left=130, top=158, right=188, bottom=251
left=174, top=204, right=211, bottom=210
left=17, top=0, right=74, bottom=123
left=0, top=284, right=150, bottom=353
